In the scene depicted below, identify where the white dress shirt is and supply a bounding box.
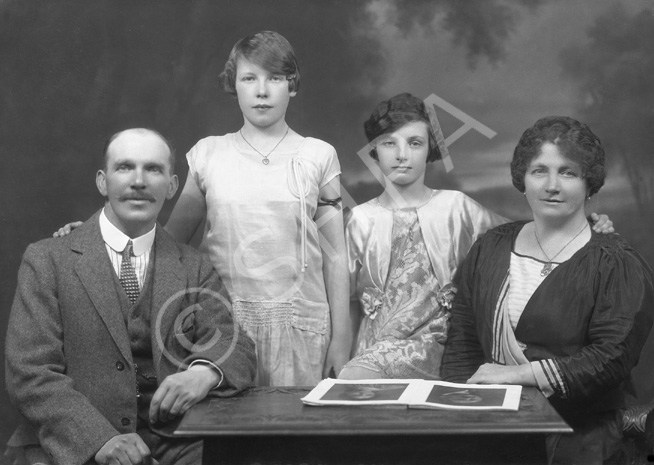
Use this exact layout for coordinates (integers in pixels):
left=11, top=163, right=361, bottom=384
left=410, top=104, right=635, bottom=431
left=99, top=209, right=154, bottom=289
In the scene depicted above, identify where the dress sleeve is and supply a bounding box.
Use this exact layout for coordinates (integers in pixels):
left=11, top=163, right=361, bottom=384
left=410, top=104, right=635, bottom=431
left=440, top=236, right=486, bottom=383
left=318, top=142, right=341, bottom=188
left=185, top=138, right=208, bottom=194
left=459, top=193, right=509, bottom=246
left=530, top=360, right=562, bottom=397
left=553, top=243, right=654, bottom=401
left=345, top=208, right=365, bottom=303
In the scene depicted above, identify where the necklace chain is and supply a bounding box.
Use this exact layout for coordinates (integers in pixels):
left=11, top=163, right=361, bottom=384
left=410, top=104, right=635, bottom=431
left=239, top=127, right=289, bottom=165
left=378, top=188, right=433, bottom=210
left=534, top=221, right=588, bottom=277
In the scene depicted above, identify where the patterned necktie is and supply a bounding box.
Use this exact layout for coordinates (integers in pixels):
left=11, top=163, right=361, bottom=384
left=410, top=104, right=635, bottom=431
left=120, top=240, right=140, bottom=304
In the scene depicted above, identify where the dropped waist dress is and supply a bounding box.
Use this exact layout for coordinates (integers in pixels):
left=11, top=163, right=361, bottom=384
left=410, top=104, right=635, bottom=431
left=186, top=133, right=340, bottom=386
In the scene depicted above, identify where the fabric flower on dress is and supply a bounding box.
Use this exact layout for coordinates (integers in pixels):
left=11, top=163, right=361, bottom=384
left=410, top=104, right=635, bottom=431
left=361, top=287, right=384, bottom=320
left=436, top=283, right=457, bottom=309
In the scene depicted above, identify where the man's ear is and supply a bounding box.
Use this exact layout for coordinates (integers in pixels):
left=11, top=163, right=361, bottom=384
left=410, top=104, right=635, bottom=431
left=166, top=174, right=179, bottom=200
left=96, top=170, right=107, bottom=196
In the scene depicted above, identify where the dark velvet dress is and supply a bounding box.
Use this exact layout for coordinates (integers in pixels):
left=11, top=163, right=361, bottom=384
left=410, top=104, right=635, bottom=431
left=441, top=222, right=654, bottom=462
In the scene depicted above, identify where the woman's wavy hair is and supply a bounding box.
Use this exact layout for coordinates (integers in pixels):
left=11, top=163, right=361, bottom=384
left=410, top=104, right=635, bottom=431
left=510, top=116, right=605, bottom=196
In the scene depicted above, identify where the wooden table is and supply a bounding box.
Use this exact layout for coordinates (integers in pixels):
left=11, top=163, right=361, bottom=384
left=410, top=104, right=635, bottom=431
left=175, top=386, right=572, bottom=465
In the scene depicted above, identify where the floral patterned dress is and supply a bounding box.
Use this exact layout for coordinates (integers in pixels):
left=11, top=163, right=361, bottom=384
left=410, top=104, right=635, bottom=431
left=343, top=191, right=507, bottom=379
left=345, top=209, right=449, bottom=378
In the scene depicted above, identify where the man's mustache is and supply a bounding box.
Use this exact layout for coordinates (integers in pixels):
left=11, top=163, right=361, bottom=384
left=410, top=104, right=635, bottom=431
left=120, top=194, right=155, bottom=202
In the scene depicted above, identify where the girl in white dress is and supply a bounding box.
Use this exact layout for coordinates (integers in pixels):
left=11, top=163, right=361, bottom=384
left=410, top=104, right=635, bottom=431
left=166, top=31, right=351, bottom=386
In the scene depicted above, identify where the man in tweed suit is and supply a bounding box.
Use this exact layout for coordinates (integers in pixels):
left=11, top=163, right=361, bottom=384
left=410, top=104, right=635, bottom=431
left=5, top=128, right=256, bottom=465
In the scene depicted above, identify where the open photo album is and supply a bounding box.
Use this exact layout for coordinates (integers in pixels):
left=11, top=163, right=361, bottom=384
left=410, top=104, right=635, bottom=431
left=301, top=379, right=522, bottom=411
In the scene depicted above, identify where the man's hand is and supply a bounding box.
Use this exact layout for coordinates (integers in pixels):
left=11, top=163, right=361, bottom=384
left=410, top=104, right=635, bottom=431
left=149, top=365, right=220, bottom=424
left=52, top=221, right=83, bottom=237
left=95, top=433, right=157, bottom=465
left=590, top=213, right=615, bottom=234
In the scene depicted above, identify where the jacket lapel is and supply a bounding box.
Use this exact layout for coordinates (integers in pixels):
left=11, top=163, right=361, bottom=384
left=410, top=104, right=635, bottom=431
left=73, top=211, right=133, bottom=364
left=150, top=226, right=187, bottom=371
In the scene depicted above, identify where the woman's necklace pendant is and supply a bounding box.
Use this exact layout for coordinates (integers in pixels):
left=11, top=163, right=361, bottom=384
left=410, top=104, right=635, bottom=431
left=534, top=221, right=589, bottom=278
left=240, top=127, right=289, bottom=166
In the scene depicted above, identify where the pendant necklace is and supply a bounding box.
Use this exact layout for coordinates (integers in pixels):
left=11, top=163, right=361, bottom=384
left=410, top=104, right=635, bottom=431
left=239, top=127, right=289, bottom=165
left=533, top=221, right=588, bottom=277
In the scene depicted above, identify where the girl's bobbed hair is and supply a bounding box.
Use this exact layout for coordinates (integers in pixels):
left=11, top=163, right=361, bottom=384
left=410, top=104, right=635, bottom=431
left=364, top=93, right=442, bottom=163
left=219, top=31, right=300, bottom=96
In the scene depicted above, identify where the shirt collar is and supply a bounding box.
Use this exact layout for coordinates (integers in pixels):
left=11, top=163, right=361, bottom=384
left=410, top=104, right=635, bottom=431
left=99, top=208, right=156, bottom=256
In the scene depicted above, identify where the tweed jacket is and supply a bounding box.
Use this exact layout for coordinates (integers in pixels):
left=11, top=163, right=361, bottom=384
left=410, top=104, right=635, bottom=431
left=5, top=211, right=256, bottom=465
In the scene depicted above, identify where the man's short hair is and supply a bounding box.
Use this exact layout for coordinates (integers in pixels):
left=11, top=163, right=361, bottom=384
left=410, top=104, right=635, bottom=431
left=101, top=128, right=176, bottom=174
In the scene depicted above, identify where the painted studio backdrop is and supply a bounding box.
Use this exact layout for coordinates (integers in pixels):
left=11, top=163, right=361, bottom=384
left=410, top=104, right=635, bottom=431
left=1, top=0, right=653, bottom=447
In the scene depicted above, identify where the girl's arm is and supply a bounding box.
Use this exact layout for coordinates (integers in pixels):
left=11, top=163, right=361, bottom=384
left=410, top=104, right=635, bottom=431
left=348, top=299, right=362, bottom=358
left=316, top=176, right=352, bottom=378
left=164, top=173, right=207, bottom=244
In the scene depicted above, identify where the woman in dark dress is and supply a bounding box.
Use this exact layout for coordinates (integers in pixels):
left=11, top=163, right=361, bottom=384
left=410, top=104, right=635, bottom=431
left=441, top=116, right=654, bottom=464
